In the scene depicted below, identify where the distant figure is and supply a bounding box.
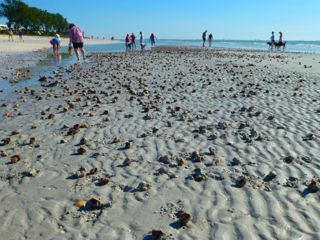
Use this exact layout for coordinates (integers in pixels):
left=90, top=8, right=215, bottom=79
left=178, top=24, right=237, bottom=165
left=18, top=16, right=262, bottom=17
left=8, top=28, right=14, bottom=42
left=202, top=30, right=207, bottom=47
left=270, top=31, right=275, bottom=43
left=68, top=24, right=85, bottom=62
left=111, top=36, right=114, bottom=41
left=150, top=33, right=156, bottom=48
left=208, top=33, right=213, bottom=47
left=140, top=32, right=146, bottom=51
left=269, top=31, right=275, bottom=51
left=131, top=33, right=136, bottom=50
left=18, top=30, right=24, bottom=42
left=279, top=32, right=283, bottom=43
left=50, top=34, right=61, bottom=58
left=125, top=34, right=131, bottom=51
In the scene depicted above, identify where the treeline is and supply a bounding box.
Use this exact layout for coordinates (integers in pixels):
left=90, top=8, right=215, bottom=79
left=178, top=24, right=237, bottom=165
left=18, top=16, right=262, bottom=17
left=0, top=0, right=69, bottom=34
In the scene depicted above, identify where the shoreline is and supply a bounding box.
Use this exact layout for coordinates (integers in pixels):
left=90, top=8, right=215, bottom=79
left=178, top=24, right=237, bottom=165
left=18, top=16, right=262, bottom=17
left=0, top=47, right=319, bottom=239
left=0, top=35, right=120, bottom=53
left=0, top=36, right=121, bottom=81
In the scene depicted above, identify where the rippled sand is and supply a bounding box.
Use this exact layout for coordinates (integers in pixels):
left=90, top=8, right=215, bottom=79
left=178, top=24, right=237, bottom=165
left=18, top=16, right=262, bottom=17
left=0, top=47, right=319, bottom=239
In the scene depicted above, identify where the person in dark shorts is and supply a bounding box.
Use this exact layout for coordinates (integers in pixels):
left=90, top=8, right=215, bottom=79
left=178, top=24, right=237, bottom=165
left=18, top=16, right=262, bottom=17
left=131, top=33, right=136, bottom=50
left=270, top=31, right=275, bottom=43
left=150, top=33, right=156, bottom=48
left=202, top=30, right=207, bottom=47
left=68, top=24, right=85, bottom=62
left=279, top=32, right=283, bottom=43
left=18, top=30, right=24, bottom=42
left=208, top=33, right=213, bottom=47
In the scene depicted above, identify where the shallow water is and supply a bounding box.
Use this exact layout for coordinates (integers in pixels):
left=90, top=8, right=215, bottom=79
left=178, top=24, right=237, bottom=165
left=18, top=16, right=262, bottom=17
left=0, top=43, right=124, bottom=101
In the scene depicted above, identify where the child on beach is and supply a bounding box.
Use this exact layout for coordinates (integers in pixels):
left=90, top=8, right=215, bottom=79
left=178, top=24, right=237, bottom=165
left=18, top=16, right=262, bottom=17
left=8, top=28, right=14, bottom=42
left=150, top=33, right=156, bottom=48
left=68, top=24, right=85, bottom=62
left=50, top=34, right=61, bottom=58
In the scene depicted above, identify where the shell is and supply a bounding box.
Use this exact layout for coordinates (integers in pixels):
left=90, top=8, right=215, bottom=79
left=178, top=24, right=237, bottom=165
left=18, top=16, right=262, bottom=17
left=77, top=147, right=86, bottom=155
left=124, top=142, right=132, bottom=149
left=86, top=198, right=102, bottom=209
left=178, top=158, right=187, bottom=166
left=77, top=171, right=86, bottom=178
left=307, top=180, right=319, bottom=193
left=179, top=212, right=192, bottom=225
left=284, top=155, right=294, bottom=163
left=74, top=200, right=86, bottom=208
left=29, top=137, right=36, bottom=145
left=98, top=178, right=109, bottom=186
left=151, top=230, right=165, bottom=239
left=79, top=137, right=88, bottom=145
left=80, top=123, right=89, bottom=128
left=3, top=137, right=11, bottom=145
left=235, top=176, right=246, bottom=188
left=10, top=155, right=21, bottom=164
left=89, top=167, right=98, bottom=175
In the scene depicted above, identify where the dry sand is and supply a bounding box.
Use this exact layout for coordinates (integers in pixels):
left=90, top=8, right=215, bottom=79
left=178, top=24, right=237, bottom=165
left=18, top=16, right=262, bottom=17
left=0, top=47, right=319, bottom=240
left=0, top=35, right=116, bottom=53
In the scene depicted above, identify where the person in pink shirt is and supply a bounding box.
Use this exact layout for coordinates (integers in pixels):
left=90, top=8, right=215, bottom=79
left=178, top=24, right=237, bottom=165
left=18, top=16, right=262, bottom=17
left=125, top=34, right=131, bottom=51
left=68, top=24, right=85, bottom=62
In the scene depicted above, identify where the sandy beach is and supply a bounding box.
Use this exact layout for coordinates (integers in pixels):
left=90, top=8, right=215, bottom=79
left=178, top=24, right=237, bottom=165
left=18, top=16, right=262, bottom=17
left=0, top=47, right=319, bottom=239
left=0, top=35, right=119, bottom=81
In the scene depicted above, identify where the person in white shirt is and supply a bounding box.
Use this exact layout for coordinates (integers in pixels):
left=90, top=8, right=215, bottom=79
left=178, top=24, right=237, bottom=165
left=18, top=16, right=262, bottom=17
left=140, top=32, right=146, bottom=51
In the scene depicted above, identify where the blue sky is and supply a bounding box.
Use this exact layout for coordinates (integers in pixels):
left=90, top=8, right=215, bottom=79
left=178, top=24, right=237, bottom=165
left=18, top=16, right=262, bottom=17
left=1, top=0, right=319, bottom=40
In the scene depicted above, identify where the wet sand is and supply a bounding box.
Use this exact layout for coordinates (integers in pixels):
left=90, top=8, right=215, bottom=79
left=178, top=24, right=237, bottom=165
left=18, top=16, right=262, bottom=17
left=0, top=47, right=319, bottom=239
left=0, top=35, right=119, bottom=81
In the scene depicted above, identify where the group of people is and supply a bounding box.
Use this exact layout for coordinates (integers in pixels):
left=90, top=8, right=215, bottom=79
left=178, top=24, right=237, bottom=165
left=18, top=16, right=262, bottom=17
left=270, top=31, right=284, bottom=44
left=125, top=32, right=156, bottom=51
left=7, top=28, right=24, bottom=42
left=49, top=23, right=86, bottom=62
left=49, top=26, right=286, bottom=63
left=202, top=30, right=214, bottom=47
left=268, top=31, right=285, bottom=51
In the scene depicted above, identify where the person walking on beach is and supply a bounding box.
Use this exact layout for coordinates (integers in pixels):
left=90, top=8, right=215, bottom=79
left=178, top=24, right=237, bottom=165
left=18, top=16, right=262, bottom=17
left=140, top=32, right=146, bottom=51
left=269, top=31, right=275, bottom=51
left=208, top=33, right=213, bottom=47
left=270, top=32, right=275, bottom=43
left=8, top=28, right=14, bottom=42
left=125, top=34, right=131, bottom=51
left=50, top=34, right=61, bottom=58
left=68, top=24, right=86, bottom=62
left=131, top=33, right=136, bottom=50
left=150, top=33, right=156, bottom=48
left=18, top=30, right=24, bottom=42
left=202, top=30, right=207, bottom=47
left=279, top=32, right=283, bottom=43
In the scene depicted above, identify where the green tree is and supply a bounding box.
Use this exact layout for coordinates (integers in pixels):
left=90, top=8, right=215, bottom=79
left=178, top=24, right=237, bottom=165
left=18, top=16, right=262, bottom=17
left=0, top=0, right=69, bottom=34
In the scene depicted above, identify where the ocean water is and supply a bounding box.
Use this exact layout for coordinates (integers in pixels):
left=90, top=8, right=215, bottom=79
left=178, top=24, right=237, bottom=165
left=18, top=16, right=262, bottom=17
left=88, top=39, right=320, bottom=54
left=1, top=39, right=320, bottom=101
